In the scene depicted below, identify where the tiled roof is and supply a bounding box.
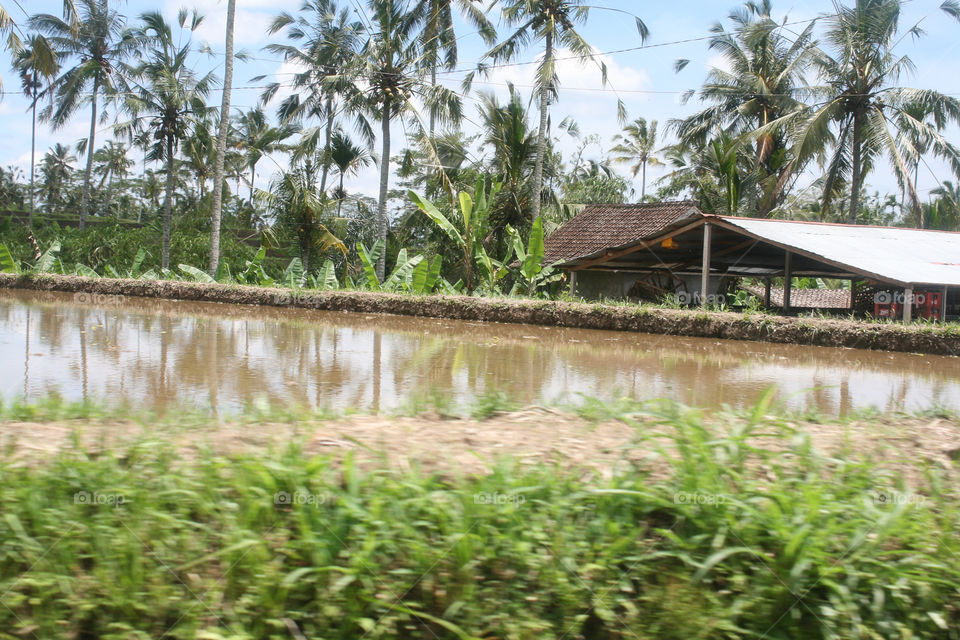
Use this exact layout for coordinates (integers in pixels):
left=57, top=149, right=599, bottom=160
left=743, top=285, right=852, bottom=309
left=544, top=202, right=703, bottom=264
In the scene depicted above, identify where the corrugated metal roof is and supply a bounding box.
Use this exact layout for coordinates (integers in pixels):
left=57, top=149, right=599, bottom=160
left=716, top=217, right=960, bottom=286
left=544, top=202, right=702, bottom=264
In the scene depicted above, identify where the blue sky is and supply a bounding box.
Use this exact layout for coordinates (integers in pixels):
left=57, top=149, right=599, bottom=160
left=4, top=0, right=960, bottom=204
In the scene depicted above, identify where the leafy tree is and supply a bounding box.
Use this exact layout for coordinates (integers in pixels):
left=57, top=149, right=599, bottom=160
left=477, top=85, right=543, bottom=245
left=778, top=0, right=960, bottom=222
left=235, top=107, right=297, bottom=206
left=264, top=0, right=363, bottom=195
left=350, top=0, right=464, bottom=280
left=611, top=117, right=661, bottom=200
left=329, top=131, right=373, bottom=217
left=420, top=0, right=495, bottom=135
left=478, top=0, right=648, bottom=223
left=121, top=10, right=215, bottom=269
left=209, top=0, right=235, bottom=276
left=14, top=35, right=59, bottom=224
left=262, top=165, right=346, bottom=272
left=672, top=0, right=819, bottom=216
left=30, top=0, right=142, bottom=228
left=39, top=143, right=75, bottom=213
left=93, top=140, right=132, bottom=216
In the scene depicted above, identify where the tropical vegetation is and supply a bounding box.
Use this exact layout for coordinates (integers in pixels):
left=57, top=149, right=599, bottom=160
left=1, top=0, right=960, bottom=298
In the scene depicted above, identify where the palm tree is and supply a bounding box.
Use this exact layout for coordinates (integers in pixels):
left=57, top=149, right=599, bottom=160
left=121, top=10, right=215, bottom=269
left=478, top=1, right=648, bottom=224
left=236, top=107, right=297, bottom=206
left=350, top=0, right=463, bottom=279
left=264, top=0, right=363, bottom=196
left=783, top=0, right=960, bottom=223
left=262, top=165, right=346, bottom=272
left=477, top=85, right=542, bottom=245
left=329, top=131, right=373, bottom=217
left=14, top=35, right=59, bottom=225
left=30, top=0, right=142, bottom=229
left=420, top=0, right=495, bottom=135
left=183, top=114, right=216, bottom=199
left=39, top=143, right=75, bottom=213
left=209, top=0, right=236, bottom=276
left=0, top=1, right=75, bottom=92
left=93, top=140, right=132, bottom=216
left=671, top=0, right=819, bottom=216
left=611, top=117, right=661, bottom=200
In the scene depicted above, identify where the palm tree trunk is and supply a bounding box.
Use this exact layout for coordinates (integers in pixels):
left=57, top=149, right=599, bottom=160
left=531, top=29, right=553, bottom=224
left=320, top=97, right=334, bottom=195
left=337, top=173, right=345, bottom=218
left=641, top=160, right=646, bottom=201
left=249, top=165, right=255, bottom=206
left=209, top=0, right=236, bottom=276
left=376, top=96, right=392, bottom=281
left=849, top=113, right=863, bottom=223
left=80, top=75, right=100, bottom=230
left=162, top=136, right=175, bottom=270
left=429, top=64, right=437, bottom=137
left=29, top=90, right=37, bottom=226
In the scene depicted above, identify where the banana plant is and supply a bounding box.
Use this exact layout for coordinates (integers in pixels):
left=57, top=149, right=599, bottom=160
left=103, top=248, right=148, bottom=279
left=282, top=257, right=306, bottom=288
left=0, top=244, right=20, bottom=274
left=310, top=259, right=339, bottom=291
left=409, top=177, right=502, bottom=295
left=236, top=246, right=273, bottom=286
left=507, top=217, right=563, bottom=297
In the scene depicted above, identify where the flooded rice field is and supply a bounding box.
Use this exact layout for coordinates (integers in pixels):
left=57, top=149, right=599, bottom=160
left=1, top=288, right=959, bottom=416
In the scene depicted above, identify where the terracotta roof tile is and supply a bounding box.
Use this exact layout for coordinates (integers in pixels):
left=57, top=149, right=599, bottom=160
left=743, top=285, right=852, bottom=309
left=544, top=202, right=703, bottom=264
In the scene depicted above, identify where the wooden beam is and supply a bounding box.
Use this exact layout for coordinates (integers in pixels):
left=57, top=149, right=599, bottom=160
left=764, top=278, right=771, bottom=308
left=943, top=286, right=949, bottom=322
left=569, top=219, right=706, bottom=271
left=700, top=223, right=712, bottom=306
left=569, top=271, right=577, bottom=296
left=783, top=251, right=793, bottom=313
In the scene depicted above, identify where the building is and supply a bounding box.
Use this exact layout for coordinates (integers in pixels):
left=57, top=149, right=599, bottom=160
left=544, top=202, right=960, bottom=321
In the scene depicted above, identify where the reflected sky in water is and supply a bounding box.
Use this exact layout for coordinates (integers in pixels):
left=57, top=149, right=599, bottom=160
left=1, top=289, right=959, bottom=416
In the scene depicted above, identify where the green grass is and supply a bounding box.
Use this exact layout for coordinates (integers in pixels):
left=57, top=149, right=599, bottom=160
left=1, top=396, right=959, bottom=638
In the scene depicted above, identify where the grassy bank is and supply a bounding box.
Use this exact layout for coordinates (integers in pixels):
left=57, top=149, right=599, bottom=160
left=2, top=273, right=959, bottom=356
left=2, top=397, right=960, bottom=638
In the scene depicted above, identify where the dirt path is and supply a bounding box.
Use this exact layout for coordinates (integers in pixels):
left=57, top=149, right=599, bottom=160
left=1, top=273, right=958, bottom=356
left=3, top=409, right=958, bottom=486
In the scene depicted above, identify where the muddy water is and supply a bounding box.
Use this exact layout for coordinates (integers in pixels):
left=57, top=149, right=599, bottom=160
left=1, top=289, right=959, bottom=416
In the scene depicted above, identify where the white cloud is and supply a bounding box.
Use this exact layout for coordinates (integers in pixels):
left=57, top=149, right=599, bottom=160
left=162, top=0, right=302, bottom=48
left=705, top=54, right=732, bottom=74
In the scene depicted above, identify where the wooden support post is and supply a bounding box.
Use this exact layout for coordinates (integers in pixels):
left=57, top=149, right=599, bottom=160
left=569, top=271, right=577, bottom=297
left=700, top=222, right=712, bottom=306
left=903, top=287, right=913, bottom=323
left=783, top=251, right=793, bottom=313
left=763, top=278, right=771, bottom=308
left=943, top=286, right=949, bottom=322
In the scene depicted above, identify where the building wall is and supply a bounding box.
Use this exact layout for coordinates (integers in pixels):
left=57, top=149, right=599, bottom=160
left=572, top=269, right=723, bottom=303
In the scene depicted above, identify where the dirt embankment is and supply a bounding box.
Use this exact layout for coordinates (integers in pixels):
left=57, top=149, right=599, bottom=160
left=1, top=273, right=958, bottom=356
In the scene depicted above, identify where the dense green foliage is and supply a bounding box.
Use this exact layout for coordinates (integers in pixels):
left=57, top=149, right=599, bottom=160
left=0, top=398, right=958, bottom=638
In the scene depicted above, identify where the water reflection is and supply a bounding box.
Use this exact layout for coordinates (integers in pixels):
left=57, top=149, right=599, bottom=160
left=1, top=289, right=959, bottom=415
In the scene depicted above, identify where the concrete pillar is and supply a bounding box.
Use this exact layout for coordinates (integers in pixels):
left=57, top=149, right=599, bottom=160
left=943, top=286, right=949, bottom=322
left=700, top=223, right=712, bottom=307
left=569, top=271, right=577, bottom=296
left=903, top=287, right=913, bottom=323
left=783, top=251, right=793, bottom=313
